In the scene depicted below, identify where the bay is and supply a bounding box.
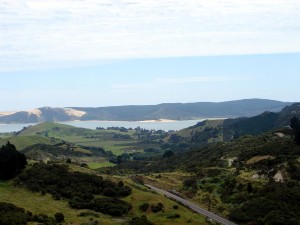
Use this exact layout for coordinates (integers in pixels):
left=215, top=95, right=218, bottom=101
left=0, top=119, right=208, bottom=133
left=60, top=120, right=205, bottom=131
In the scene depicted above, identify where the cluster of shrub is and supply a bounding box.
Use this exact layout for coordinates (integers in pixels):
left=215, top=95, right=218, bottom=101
left=182, top=168, right=300, bottom=225
left=78, top=145, right=115, bottom=157
left=139, top=202, right=164, bottom=213
left=0, top=202, right=64, bottom=225
left=138, top=203, right=180, bottom=221
left=22, top=143, right=89, bottom=159
left=17, top=163, right=132, bottom=216
left=97, top=126, right=130, bottom=132
left=128, top=215, right=155, bottom=225
left=228, top=180, right=300, bottom=225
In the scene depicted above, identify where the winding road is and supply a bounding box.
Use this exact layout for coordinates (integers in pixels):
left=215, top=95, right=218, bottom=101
left=145, top=184, right=237, bottom=225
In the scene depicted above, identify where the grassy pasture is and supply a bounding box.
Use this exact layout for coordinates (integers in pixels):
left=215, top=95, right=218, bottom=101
left=0, top=135, right=52, bottom=150
left=87, top=161, right=116, bottom=169
left=18, top=122, right=153, bottom=155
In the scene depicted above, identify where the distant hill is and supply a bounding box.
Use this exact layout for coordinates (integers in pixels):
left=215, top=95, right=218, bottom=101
left=170, top=103, right=300, bottom=146
left=0, top=99, right=291, bottom=123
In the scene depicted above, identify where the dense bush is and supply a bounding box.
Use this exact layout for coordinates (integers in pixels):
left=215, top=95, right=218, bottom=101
left=167, top=213, right=180, bottom=219
left=229, top=181, right=300, bottom=224
left=129, top=215, right=154, bottom=225
left=0, top=202, right=56, bottom=225
left=18, top=163, right=132, bottom=216
left=70, top=198, right=132, bottom=216
left=0, top=202, right=30, bottom=225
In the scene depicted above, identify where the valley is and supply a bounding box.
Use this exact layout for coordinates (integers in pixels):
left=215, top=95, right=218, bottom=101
left=2, top=1, right=299, bottom=224
left=0, top=103, right=300, bottom=225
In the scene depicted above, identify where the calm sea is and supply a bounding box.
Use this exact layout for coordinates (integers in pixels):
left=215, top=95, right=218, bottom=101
left=0, top=119, right=208, bottom=133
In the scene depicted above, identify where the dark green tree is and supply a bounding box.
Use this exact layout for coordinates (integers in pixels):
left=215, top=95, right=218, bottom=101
left=118, top=180, right=124, bottom=187
left=247, top=182, right=253, bottom=193
left=290, top=116, right=300, bottom=144
left=0, top=142, right=27, bottom=180
left=163, top=150, right=174, bottom=158
left=54, top=212, right=64, bottom=223
left=290, top=116, right=300, bottom=130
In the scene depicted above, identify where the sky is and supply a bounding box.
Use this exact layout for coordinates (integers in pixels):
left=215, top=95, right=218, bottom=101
left=0, top=0, right=300, bottom=111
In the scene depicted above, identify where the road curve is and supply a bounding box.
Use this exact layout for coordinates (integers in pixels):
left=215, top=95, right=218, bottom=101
left=145, top=184, right=237, bottom=225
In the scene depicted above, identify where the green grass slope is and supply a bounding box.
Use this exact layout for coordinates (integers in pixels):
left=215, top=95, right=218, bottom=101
left=0, top=135, right=52, bottom=150
left=18, top=122, right=158, bottom=155
left=19, top=122, right=75, bottom=136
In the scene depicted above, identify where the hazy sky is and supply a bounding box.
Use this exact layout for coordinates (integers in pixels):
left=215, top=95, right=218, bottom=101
left=0, top=0, right=300, bottom=111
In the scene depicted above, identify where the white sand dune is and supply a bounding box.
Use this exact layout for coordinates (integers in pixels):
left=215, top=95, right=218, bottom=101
left=26, top=109, right=42, bottom=117
left=0, top=111, right=16, bottom=116
left=63, top=108, right=86, bottom=117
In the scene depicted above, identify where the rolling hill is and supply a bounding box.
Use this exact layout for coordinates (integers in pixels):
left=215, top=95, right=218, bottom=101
left=111, top=126, right=300, bottom=225
left=167, top=103, right=300, bottom=146
left=0, top=99, right=291, bottom=123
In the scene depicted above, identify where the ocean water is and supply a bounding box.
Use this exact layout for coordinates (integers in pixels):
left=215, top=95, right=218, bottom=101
left=0, top=119, right=208, bottom=133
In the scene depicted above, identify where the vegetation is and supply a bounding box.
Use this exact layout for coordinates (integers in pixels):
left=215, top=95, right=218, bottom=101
left=18, top=163, right=132, bottom=216
left=129, top=215, right=154, bottom=225
left=0, top=135, right=53, bottom=151
left=0, top=202, right=58, bottom=225
left=111, top=127, right=300, bottom=224
left=1, top=104, right=300, bottom=225
left=291, top=116, right=300, bottom=144
left=0, top=142, right=26, bottom=180
left=228, top=181, right=300, bottom=224
left=163, top=103, right=300, bottom=148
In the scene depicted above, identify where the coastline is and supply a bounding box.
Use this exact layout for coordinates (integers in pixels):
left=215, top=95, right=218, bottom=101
left=0, top=118, right=227, bottom=133
left=0, top=117, right=226, bottom=125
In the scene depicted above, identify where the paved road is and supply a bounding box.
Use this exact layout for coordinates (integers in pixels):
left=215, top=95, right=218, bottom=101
left=145, top=184, right=237, bottom=225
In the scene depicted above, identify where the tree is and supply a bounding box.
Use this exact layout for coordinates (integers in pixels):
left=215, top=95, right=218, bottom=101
left=163, top=150, right=174, bottom=158
left=139, top=203, right=149, bottom=212
left=290, top=116, right=300, bottom=130
left=247, top=182, right=253, bottom=193
left=290, top=116, right=300, bottom=144
left=0, top=142, right=27, bottom=180
left=118, top=181, right=124, bottom=187
left=54, top=212, right=64, bottom=223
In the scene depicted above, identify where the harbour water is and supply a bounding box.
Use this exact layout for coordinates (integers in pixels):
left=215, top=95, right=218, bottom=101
left=0, top=119, right=210, bottom=133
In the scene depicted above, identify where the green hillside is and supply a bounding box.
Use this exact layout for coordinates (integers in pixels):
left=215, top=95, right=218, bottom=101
left=167, top=103, right=300, bottom=147
left=0, top=135, right=52, bottom=150
left=15, top=122, right=164, bottom=156
left=0, top=162, right=208, bottom=225
left=110, top=127, right=300, bottom=225
left=19, top=122, right=76, bottom=136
